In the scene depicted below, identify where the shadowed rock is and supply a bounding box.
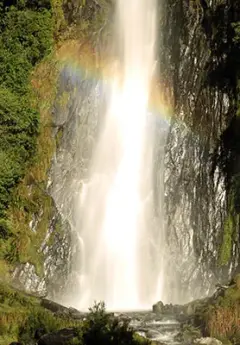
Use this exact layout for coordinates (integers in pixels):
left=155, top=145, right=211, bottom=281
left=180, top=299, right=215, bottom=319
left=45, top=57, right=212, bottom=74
left=38, top=328, right=78, bottom=345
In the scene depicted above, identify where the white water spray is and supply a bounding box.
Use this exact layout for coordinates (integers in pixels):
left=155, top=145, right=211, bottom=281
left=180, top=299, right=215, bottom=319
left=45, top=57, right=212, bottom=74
left=75, top=0, right=165, bottom=310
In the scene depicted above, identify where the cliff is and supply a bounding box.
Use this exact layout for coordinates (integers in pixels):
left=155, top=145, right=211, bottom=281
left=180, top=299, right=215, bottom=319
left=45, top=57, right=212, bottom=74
left=163, top=0, right=240, bottom=302
left=0, top=0, right=239, bottom=313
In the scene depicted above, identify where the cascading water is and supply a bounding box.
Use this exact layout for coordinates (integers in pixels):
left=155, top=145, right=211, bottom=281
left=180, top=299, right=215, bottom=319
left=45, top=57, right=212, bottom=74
left=73, top=0, right=165, bottom=310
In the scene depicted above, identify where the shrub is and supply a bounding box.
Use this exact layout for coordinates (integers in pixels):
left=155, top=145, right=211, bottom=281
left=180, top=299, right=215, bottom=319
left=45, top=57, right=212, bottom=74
left=0, top=88, right=39, bottom=217
left=0, top=1, right=53, bottom=227
left=81, top=302, right=149, bottom=345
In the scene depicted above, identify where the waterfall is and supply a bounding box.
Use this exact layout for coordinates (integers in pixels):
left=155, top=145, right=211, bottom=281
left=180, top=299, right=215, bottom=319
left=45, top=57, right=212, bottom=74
left=65, top=0, right=166, bottom=310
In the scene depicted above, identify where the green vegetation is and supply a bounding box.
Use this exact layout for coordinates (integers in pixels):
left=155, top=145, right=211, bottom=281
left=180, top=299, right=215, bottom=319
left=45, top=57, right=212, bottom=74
left=0, top=0, right=56, bottom=275
left=0, top=0, right=111, bottom=279
left=0, top=284, right=149, bottom=345
left=219, top=192, right=235, bottom=267
left=190, top=275, right=240, bottom=344
left=219, top=214, right=234, bottom=266
left=80, top=302, right=149, bottom=345
left=0, top=282, right=80, bottom=345
left=205, top=289, right=240, bottom=342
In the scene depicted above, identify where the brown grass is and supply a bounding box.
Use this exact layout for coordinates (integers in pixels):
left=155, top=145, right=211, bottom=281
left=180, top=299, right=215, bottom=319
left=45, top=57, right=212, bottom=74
left=206, top=302, right=240, bottom=338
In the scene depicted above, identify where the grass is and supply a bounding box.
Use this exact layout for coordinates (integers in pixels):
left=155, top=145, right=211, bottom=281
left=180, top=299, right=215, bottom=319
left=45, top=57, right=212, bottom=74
left=219, top=213, right=234, bottom=266
left=206, top=303, right=240, bottom=339
left=219, top=190, right=236, bottom=266
left=0, top=285, right=150, bottom=345
left=194, top=276, right=240, bottom=344
left=0, top=282, right=81, bottom=345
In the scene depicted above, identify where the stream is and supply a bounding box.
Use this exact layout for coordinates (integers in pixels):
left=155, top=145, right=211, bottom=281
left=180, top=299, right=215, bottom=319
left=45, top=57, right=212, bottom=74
left=115, top=311, right=181, bottom=344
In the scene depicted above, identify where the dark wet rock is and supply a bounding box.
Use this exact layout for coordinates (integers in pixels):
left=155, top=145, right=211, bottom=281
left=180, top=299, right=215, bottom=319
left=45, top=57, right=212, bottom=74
left=38, top=328, right=78, bottom=345
left=174, top=324, right=202, bottom=345
left=153, top=301, right=164, bottom=314
left=40, top=298, right=86, bottom=320
left=162, top=0, right=240, bottom=303
left=40, top=298, right=70, bottom=314
left=68, top=307, right=86, bottom=319
left=145, top=329, right=161, bottom=339
left=35, top=328, right=47, bottom=340
left=152, top=300, right=188, bottom=321
left=143, top=313, right=163, bottom=322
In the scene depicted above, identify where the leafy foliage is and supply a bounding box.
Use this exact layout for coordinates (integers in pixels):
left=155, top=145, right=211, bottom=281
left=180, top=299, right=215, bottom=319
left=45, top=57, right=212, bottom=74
left=81, top=302, right=149, bottom=345
left=0, top=0, right=54, bottom=258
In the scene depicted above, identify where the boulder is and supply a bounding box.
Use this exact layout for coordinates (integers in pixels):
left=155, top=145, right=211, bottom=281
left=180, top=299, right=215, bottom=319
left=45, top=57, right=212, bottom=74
left=68, top=307, right=86, bottom=319
left=40, top=299, right=69, bottom=314
left=40, top=299, right=85, bottom=320
left=35, top=328, right=47, bottom=340
left=152, top=301, right=164, bottom=314
left=38, top=328, right=78, bottom=345
left=194, top=338, right=223, bottom=345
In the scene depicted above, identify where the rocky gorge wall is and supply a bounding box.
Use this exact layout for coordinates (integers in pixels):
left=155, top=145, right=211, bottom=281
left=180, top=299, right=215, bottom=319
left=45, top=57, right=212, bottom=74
left=6, top=0, right=240, bottom=307
left=8, top=0, right=112, bottom=301
left=162, top=0, right=240, bottom=303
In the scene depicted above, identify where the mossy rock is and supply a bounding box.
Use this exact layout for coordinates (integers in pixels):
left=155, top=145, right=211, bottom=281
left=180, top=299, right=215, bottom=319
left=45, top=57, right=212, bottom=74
left=233, top=274, right=240, bottom=290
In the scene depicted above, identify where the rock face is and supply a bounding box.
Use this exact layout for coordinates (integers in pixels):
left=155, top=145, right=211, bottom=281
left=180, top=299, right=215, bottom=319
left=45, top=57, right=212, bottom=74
left=161, top=0, right=240, bottom=303
left=48, top=65, right=104, bottom=304
left=10, top=65, right=100, bottom=302
left=12, top=206, right=71, bottom=299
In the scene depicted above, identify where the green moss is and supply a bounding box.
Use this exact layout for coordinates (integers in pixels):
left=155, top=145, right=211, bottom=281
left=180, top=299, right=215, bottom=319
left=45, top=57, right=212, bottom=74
left=219, top=214, right=234, bottom=266
left=47, top=217, right=64, bottom=247
left=51, top=0, right=66, bottom=36
left=215, top=336, right=233, bottom=345
left=133, top=334, right=149, bottom=344
left=219, top=286, right=240, bottom=305
left=57, top=90, right=70, bottom=108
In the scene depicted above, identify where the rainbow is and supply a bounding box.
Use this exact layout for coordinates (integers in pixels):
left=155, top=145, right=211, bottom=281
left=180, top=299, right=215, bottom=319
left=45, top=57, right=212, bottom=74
left=56, top=39, right=173, bottom=124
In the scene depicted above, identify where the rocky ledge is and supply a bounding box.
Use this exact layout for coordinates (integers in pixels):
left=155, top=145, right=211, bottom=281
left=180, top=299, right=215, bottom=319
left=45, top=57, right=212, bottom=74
left=152, top=274, right=240, bottom=345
